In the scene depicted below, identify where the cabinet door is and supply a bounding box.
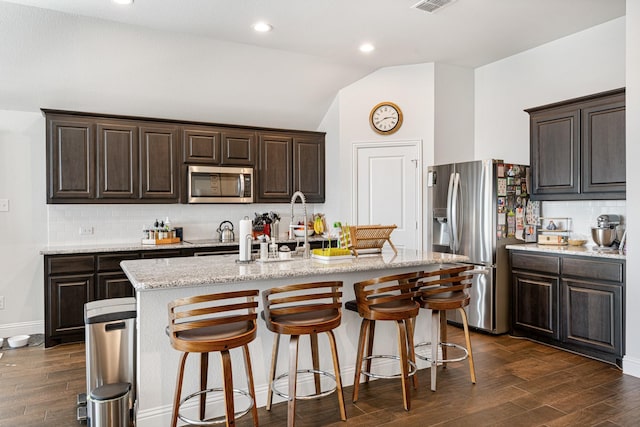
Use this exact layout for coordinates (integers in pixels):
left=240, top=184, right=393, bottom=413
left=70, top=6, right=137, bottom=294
left=581, top=94, right=626, bottom=196
left=97, top=272, right=135, bottom=299
left=293, top=134, right=325, bottom=203
left=140, top=125, right=180, bottom=200
left=561, top=278, right=622, bottom=356
left=221, top=129, right=257, bottom=166
left=96, top=121, right=139, bottom=199
left=512, top=271, right=559, bottom=339
left=529, top=107, right=580, bottom=198
left=183, top=126, right=221, bottom=164
left=46, top=274, right=94, bottom=345
left=258, top=133, right=293, bottom=201
left=47, top=117, right=95, bottom=201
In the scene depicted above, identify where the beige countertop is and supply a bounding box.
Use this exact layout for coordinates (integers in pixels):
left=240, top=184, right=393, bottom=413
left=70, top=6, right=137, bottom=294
left=506, top=243, right=625, bottom=260
left=121, top=249, right=469, bottom=291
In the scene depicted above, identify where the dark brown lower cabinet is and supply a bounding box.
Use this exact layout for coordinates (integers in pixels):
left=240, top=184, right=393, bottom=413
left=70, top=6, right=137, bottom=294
left=510, top=250, right=624, bottom=367
left=46, top=274, right=94, bottom=347
left=97, top=272, right=135, bottom=300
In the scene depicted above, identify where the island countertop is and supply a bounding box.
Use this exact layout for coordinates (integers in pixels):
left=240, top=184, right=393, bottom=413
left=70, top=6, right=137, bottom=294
left=121, top=249, right=470, bottom=291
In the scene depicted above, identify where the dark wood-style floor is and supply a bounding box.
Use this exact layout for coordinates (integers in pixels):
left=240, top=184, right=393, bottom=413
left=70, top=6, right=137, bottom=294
left=1, top=327, right=639, bottom=426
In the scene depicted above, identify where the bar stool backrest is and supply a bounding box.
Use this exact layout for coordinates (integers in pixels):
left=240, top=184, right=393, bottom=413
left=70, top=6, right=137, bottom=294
left=413, top=265, right=474, bottom=308
left=262, top=281, right=343, bottom=335
left=353, top=272, right=421, bottom=320
left=167, top=290, right=259, bottom=353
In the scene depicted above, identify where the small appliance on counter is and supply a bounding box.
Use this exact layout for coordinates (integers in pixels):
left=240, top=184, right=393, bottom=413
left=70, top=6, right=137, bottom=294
left=216, top=220, right=235, bottom=242
left=591, top=214, right=622, bottom=249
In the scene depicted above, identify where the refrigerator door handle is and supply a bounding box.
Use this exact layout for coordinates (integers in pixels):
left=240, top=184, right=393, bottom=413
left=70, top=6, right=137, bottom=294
left=446, top=172, right=456, bottom=251
left=451, top=172, right=461, bottom=252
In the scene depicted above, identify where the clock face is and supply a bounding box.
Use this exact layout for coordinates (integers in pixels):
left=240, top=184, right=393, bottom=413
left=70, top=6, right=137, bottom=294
left=370, top=102, right=403, bottom=135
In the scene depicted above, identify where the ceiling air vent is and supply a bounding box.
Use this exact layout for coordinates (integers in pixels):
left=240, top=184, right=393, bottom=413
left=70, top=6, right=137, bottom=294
left=411, top=0, right=457, bottom=13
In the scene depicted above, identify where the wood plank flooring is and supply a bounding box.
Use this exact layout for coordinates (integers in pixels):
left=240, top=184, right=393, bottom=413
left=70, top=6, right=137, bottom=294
left=1, top=327, right=638, bottom=426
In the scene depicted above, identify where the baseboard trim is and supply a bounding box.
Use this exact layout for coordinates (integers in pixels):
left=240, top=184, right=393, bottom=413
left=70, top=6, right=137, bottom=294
left=623, top=355, right=640, bottom=378
left=0, top=320, right=44, bottom=338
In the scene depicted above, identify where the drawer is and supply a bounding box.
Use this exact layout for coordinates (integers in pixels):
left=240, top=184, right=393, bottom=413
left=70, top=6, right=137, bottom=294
left=511, top=252, right=560, bottom=275
left=47, top=255, right=95, bottom=275
left=141, top=250, right=182, bottom=259
left=97, top=252, right=140, bottom=272
left=562, top=257, right=623, bottom=283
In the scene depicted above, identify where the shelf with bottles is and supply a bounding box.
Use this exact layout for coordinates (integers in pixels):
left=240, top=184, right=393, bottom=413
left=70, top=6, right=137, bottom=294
left=536, top=217, right=572, bottom=245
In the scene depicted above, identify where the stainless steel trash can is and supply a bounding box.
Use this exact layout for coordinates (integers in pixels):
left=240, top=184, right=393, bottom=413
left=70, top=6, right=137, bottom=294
left=85, top=297, right=136, bottom=427
left=90, top=382, right=131, bottom=427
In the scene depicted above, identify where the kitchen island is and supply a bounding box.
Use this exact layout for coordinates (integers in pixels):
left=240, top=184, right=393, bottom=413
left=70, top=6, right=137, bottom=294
left=121, top=248, right=468, bottom=426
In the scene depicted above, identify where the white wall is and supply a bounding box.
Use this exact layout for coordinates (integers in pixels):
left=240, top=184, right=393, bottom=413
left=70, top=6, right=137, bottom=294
left=623, top=1, right=640, bottom=377
left=434, top=63, right=475, bottom=165
left=475, top=17, right=625, bottom=165
left=0, top=111, right=47, bottom=335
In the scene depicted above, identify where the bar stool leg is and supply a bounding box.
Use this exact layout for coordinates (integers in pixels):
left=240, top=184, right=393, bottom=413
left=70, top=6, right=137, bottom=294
left=288, top=335, right=300, bottom=427
left=364, top=321, right=376, bottom=384
left=242, top=344, right=260, bottom=426
left=459, top=307, right=476, bottom=384
left=352, top=319, right=370, bottom=403
left=405, top=317, right=418, bottom=390
left=266, top=334, right=280, bottom=411
left=220, top=349, right=235, bottom=426
left=171, top=352, right=189, bottom=427
left=430, top=309, right=440, bottom=392
left=310, top=333, right=321, bottom=394
left=396, top=319, right=411, bottom=411
left=440, top=312, right=448, bottom=369
left=200, top=353, right=209, bottom=421
left=326, top=330, right=347, bottom=421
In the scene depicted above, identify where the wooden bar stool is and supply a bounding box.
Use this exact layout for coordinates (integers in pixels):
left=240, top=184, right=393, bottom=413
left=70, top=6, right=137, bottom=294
left=348, top=271, right=421, bottom=411
left=413, top=265, right=481, bottom=392
left=167, top=290, right=259, bottom=427
left=262, top=281, right=346, bottom=427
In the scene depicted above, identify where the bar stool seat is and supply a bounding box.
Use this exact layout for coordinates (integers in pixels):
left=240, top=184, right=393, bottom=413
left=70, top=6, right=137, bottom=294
left=167, top=290, right=259, bottom=427
left=413, top=265, right=480, bottom=392
left=347, top=271, right=421, bottom=411
left=262, top=281, right=346, bottom=427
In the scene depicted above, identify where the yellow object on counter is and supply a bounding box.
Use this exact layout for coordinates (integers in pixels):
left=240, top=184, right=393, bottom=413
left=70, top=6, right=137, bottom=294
left=312, top=248, right=352, bottom=257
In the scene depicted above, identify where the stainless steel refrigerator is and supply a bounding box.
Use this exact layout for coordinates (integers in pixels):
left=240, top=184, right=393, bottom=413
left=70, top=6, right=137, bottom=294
left=427, top=159, right=529, bottom=334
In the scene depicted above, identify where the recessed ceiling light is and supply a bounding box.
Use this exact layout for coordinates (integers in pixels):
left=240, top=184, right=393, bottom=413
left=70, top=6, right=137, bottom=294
left=253, top=22, right=273, bottom=33
left=359, top=43, right=375, bottom=53
left=112, top=0, right=134, bottom=5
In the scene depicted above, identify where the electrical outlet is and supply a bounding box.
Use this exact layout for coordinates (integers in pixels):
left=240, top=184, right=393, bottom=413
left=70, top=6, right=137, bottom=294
left=0, top=296, right=5, bottom=310
left=79, top=226, right=94, bottom=236
left=0, top=199, right=8, bottom=212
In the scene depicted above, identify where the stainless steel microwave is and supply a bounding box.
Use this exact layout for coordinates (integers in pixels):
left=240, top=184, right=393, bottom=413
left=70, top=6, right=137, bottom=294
left=187, top=165, right=254, bottom=203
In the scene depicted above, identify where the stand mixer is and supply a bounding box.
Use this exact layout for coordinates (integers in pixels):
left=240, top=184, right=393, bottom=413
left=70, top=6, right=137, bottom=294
left=591, top=214, right=622, bottom=248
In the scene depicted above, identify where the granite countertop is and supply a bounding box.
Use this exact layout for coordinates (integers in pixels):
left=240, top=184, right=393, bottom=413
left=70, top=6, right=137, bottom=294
left=120, top=249, right=469, bottom=291
left=506, top=243, right=625, bottom=260
left=40, top=236, right=328, bottom=255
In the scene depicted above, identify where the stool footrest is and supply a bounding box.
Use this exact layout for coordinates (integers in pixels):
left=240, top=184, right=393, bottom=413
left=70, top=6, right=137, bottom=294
left=178, top=387, right=254, bottom=426
left=415, top=342, right=469, bottom=363
left=272, top=369, right=338, bottom=401
left=359, top=354, right=418, bottom=380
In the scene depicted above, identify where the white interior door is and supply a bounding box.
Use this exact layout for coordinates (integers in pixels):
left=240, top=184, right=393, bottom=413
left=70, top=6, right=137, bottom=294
left=353, top=141, right=421, bottom=250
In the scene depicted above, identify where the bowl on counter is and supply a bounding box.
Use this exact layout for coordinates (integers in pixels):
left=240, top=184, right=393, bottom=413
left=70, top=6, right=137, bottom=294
left=293, top=228, right=314, bottom=238
left=8, top=334, right=30, bottom=348
left=591, top=227, right=616, bottom=247
left=567, top=239, right=587, bottom=246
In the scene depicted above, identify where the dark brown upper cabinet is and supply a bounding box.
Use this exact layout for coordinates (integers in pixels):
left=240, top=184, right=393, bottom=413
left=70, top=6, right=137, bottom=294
left=96, top=121, right=139, bottom=199
left=257, top=132, right=325, bottom=203
left=183, top=126, right=221, bottom=164
left=221, top=129, right=257, bottom=166
left=139, top=124, right=180, bottom=201
left=293, top=134, right=325, bottom=203
left=47, top=117, right=95, bottom=201
left=526, top=88, right=625, bottom=200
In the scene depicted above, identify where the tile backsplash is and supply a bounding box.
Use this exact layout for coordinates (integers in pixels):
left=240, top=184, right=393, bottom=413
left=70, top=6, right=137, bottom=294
left=541, top=199, right=626, bottom=240
left=46, top=203, right=319, bottom=245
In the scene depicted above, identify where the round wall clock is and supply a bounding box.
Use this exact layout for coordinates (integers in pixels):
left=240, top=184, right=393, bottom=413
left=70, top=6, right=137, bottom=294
left=369, top=101, right=403, bottom=135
